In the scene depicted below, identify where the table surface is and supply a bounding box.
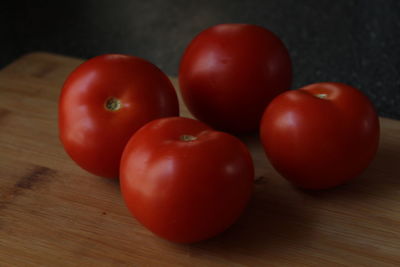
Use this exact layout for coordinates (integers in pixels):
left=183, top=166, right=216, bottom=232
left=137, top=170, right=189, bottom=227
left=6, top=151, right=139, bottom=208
left=0, top=52, right=399, bottom=266
left=1, top=0, right=400, bottom=120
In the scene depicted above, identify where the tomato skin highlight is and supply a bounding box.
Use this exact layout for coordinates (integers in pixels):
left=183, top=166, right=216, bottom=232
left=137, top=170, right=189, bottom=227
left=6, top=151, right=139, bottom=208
left=260, top=82, right=380, bottom=190
left=179, top=23, right=292, bottom=133
left=59, top=54, right=179, bottom=178
left=120, top=117, right=254, bottom=243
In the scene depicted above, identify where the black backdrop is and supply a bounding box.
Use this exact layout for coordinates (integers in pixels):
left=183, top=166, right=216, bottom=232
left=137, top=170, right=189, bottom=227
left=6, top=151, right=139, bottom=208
left=2, top=0, right=399, bottom=119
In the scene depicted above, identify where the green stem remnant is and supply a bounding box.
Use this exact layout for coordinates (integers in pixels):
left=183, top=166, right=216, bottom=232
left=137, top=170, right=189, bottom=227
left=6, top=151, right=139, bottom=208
left=180, top=135, right=197, bottom=142
left=104, top=97, right=122, bottom=111
left=315, top=93, right=328, bottom=99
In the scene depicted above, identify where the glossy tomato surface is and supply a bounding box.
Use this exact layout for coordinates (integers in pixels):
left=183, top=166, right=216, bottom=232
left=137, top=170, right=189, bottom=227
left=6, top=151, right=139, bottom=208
left=59, top=54, right=179, bottom=178
left=179, top=23, right=292, bottom=133
left=120, top=117, right=254, bottom=243
left=260, top=82, right=380, bottom=189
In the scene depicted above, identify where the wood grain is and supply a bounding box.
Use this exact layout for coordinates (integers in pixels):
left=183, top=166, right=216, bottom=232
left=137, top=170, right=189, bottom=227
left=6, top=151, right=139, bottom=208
left=0, top=52, right=399, bottom=266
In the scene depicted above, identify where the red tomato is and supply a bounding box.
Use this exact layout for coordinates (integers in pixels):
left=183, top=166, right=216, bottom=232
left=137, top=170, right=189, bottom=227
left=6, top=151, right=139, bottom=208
left=120, top=117, right=254, bottom=243
left=179, top=23, right=292, bottom=133
left=260, top=82, right=380, bottom=189
left=59, top=54, right=179, bottom=178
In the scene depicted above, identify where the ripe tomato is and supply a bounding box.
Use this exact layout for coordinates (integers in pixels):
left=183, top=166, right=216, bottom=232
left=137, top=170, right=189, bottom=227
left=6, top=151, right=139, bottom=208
left=179, top=23, right=292, bottom=133
left=59, top=54, right=179, bottom=178
left=120, top=117, right=254, bottom=243
left=260, top=82, right=380, bottom=189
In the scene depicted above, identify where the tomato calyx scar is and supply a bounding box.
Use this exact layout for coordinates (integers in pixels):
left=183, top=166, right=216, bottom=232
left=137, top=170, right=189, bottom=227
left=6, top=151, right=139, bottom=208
left=315, top=93, right=328, bottom=99
left=180, top=135, right=197, bottom=142
left=104, top=97, right=122, bottom=111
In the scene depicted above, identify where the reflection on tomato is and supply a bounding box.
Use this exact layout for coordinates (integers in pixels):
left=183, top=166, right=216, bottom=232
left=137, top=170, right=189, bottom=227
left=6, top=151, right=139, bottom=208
left=260, top=82, right=380, bottom=189
left=59, top=54, right=179, bottom=178
left=120, top=117, right=254, bottom=243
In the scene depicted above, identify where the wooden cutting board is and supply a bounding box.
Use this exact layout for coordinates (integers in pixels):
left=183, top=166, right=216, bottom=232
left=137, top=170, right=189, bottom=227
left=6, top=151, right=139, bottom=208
left=0, top=52, right=399, bottom=266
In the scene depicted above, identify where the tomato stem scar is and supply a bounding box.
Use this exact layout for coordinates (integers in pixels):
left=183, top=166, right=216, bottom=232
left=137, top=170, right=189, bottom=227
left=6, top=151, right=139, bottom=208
left=180, top=135, right=197, bottom=142
left=105, top=97, right=122, bottom=111
left=315, top=93, right=328, bottom=99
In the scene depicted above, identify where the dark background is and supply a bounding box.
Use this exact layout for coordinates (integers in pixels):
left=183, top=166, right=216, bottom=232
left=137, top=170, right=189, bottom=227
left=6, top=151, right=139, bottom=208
left=2, top=0, right=399, bottom=119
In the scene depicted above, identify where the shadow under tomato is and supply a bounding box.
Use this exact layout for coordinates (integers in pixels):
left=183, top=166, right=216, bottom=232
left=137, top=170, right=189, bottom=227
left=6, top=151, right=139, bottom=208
left=164, top=178, right=318, bottom=260
left=302, top=139, right=400, bottom=201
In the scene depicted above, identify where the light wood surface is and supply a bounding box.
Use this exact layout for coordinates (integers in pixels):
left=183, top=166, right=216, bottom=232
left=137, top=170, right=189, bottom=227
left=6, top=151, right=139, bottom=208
left=0, top=52, right=399, bottom=266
